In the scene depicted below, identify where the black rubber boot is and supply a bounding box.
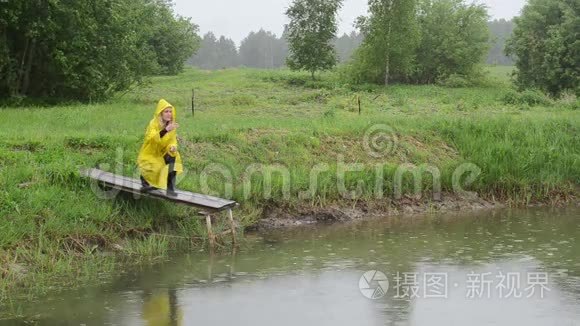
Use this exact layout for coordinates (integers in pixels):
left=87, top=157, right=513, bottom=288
left=166, top=163, right=177, bottom=197
left=166, top=172, right=177, bottom=196
left=140, top=176, right=156, bottom=192
left=163, top=154, right=178, bottom=197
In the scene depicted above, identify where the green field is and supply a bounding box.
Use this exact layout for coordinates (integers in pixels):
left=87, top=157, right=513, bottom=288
left=0, top=66, right=578, bottom=299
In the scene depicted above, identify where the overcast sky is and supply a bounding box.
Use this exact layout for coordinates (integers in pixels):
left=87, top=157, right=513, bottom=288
left=173, top=0, right=527, bottom=45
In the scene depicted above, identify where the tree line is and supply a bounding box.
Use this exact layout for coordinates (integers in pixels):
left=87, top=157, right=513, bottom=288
left=188, top=19, right=513, bottom=71
left=1, top=0, right=576, bottom=103
left=191, top=0, right=577, bottom=96
left=188, top=30, right=287, bottom=69
left=282, top=0, right=577, bottom=95
left=188, top=29, right=363, bottom=70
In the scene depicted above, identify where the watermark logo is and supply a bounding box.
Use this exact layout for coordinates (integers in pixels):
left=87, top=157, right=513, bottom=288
left=358, top=270, right=550, bottom=300
left=359, top=270, right=390, bottom=300
left=363, top=124, right=398, bottom=158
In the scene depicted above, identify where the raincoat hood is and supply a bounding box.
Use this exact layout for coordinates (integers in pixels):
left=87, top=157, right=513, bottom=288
left=154, top=99, right=176, bottom=122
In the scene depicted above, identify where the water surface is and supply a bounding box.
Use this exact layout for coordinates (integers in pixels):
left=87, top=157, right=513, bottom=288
left=2, top=207, right=579, bottom=325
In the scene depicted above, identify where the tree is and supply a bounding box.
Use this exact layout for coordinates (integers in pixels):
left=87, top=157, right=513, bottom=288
left=487, top=19, right=515, bottom=66
left=190, top=29, right=288, bottom=70
left=146, top=0, right=201, bottom=75
left=285, top=0, right=343, bottom=79
left=413, top=0, right=489, bottom=83
left=351, top=0, right=420, bottom=85
left=276, top=26, right=290, bottom=67
left=506, top=0, right=579, bottom=96
left=0, top=0, right=200, bottom=103
left=216, top=36, right=239, bottom=68
left=239, top=29, right=286, bottom=69
left=334, top=31, right=364, bottom=63
left=346, top=0, right=490, bottom=85
left=189, top=32, right=218, bottom=69
left=189, top=33, right=239, bottom=69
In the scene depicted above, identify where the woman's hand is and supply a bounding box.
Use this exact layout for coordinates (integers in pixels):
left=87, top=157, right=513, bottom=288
left=166, top=121, right=179, bottom=132
left=169, top=145, right=177, bottom=153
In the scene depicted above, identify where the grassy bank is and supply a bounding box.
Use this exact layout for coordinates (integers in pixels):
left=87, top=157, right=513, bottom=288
left=0, top=66, right=578, bottom=301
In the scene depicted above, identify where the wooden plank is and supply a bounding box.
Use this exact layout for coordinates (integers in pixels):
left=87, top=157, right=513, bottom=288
left=80, top=168, right=237, bottom=212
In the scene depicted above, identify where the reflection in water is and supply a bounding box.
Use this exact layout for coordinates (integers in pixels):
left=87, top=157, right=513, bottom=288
left=1, top=207, right=580, bottom=325
left=142, top=289, right=181, bottom=326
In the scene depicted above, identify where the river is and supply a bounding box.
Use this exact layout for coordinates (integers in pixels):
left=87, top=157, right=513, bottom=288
left=2, top=207, right=579, bottom=325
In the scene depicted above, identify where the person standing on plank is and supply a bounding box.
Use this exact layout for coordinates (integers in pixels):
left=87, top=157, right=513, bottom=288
left=137, top=99, right=183, bottom=196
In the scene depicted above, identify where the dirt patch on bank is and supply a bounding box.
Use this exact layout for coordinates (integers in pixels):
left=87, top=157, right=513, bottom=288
left=253, top=194, right=579, bottom=231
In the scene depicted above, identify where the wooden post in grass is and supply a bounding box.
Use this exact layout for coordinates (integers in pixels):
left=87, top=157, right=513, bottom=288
left=204, top=209, right=237, bottom=249
left=192, top=88, right=195, bottom=118
left=228, top=208, right=237, bottom=245
left=358, top=95, right=361, bottom=115
left=206, top=214, right=215, bottom=248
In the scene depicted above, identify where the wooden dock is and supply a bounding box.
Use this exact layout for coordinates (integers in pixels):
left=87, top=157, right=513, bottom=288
left=81, top=168, right=238, bottom=247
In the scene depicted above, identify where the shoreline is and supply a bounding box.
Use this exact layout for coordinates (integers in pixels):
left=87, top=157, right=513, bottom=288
left=253, top=193, right=578, bottom=230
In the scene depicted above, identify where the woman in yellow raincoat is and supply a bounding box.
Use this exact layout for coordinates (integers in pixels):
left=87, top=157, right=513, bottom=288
left=137, top=99, right=183, bottom=196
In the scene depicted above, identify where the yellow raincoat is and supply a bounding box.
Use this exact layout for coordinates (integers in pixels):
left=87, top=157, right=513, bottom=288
left=137, top=99, right=183, bottom=189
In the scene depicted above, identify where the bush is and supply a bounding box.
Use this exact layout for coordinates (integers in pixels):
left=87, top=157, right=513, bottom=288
left=502, top=90, right=519, bottom=105
left=502, top=89, right=552, bottom=106
left=437, top=74, right=471, bottom=88
left=557, top=91, right=579, bottom=110
left=520, top=90, right=552, bottom=106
